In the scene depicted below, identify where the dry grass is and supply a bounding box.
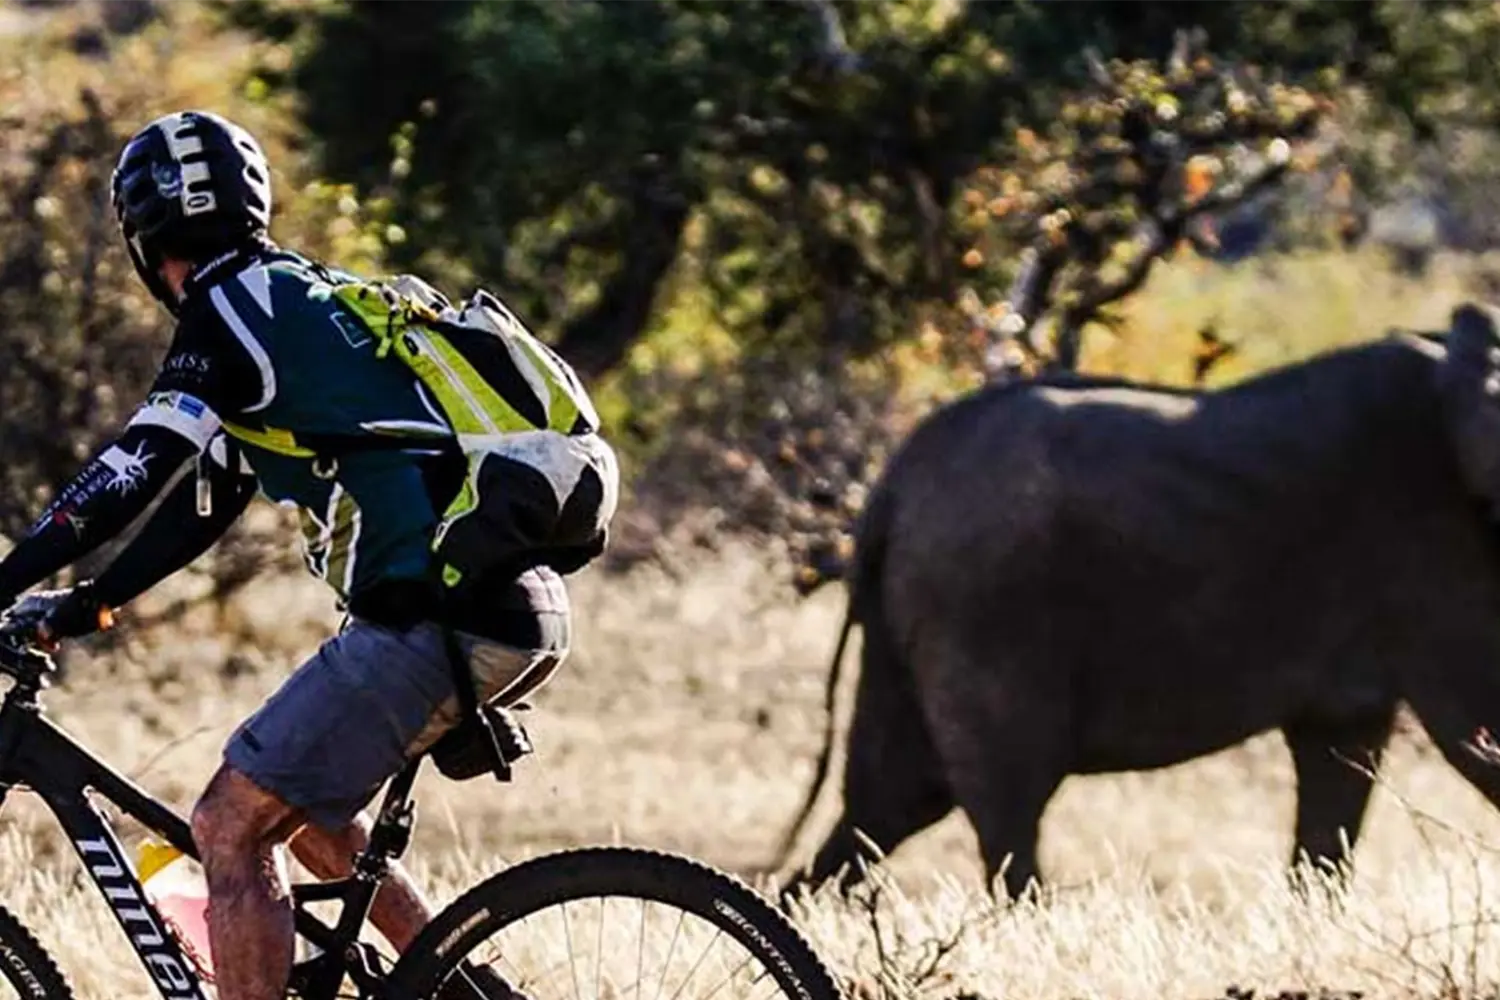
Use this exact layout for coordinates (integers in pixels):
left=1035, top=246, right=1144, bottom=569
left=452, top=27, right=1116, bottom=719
left=0, top=541, right=1498, bottom=1000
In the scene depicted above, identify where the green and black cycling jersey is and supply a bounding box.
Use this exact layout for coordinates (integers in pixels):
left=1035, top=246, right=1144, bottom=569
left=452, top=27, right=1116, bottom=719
left=0, top=239, right=566, bottom=637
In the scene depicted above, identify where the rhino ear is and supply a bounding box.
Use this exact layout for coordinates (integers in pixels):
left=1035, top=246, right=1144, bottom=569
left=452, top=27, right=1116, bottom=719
left=1452, top=302, right=1500, bottom=344
left=1444, top=301, right=1500, bottom=384
left=1439, top=300, right=1500, bottom=501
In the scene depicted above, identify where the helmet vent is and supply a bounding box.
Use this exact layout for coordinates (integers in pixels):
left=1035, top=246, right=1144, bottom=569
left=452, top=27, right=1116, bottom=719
left=109, top=109, right=275, bottom=311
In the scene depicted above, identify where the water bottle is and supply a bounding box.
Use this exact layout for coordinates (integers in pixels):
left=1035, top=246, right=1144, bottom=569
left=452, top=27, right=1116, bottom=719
left=137, top=839, right=217, bottom=988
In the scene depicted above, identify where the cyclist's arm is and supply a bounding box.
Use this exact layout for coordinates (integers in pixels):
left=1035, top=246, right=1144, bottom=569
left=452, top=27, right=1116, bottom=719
left=0, top=425, right=199, bottom=603
left=0, top=304, right=268, bottom=606
left=90, top=435, right=258, bottom=608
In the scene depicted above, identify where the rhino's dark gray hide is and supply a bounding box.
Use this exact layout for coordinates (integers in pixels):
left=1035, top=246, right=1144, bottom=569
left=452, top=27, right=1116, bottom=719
left=780, top=306, right=1500, bottom=900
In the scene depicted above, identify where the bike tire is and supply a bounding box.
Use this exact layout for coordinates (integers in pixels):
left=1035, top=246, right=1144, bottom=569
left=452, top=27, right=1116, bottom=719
left=0, top=904, right=74, bottom=1000
left=391, top=847, right=843, bottom=1000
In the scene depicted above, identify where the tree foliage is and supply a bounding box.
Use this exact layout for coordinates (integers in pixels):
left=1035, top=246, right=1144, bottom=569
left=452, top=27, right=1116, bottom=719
left=218, top=0, right=1500, bottom=587
left=962, top=31, right=1324, bottom=378
left=231, top=0, right=1500, bottom=375
left=652, top=27, right=1333, bottom=590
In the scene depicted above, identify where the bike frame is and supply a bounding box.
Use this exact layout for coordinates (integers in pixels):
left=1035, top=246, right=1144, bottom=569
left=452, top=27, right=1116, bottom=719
left=0, top=653, right=415, bottom=1000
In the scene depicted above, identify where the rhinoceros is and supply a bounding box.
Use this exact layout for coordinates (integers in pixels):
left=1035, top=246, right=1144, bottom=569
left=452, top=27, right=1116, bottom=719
left=776, top=305, right=1500, bottom=900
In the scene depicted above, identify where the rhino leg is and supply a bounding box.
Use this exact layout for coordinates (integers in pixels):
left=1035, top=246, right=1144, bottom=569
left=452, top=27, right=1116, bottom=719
left=1283, top=704, right=1396, bottom=881
left=794, top=639, right=953, bottom=895
left=1405, top=674, right=1500, bottom=819
left=918, top=647, right=1066, bottom=901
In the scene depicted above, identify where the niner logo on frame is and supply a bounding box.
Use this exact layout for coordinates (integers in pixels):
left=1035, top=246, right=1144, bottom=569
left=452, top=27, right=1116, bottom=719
left=72, top=837, right=208, bottom=1000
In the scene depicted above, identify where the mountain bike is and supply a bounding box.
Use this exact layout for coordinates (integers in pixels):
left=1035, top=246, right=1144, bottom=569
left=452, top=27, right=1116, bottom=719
left=0, top=626, right=843, bottom=1000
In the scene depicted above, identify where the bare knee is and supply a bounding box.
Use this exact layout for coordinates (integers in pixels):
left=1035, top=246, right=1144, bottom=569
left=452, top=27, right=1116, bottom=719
left=192, top=766, right=303, bottom=876
left=290, top=812, right=371, bottom=880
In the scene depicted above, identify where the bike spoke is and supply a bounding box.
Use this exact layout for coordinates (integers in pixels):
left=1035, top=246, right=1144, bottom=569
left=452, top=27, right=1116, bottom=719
left=664, top=927, right=724, bottom=1000
left=697, top=949, right=760, bottom=1000
left=635, top=899, right=649, bottom=1000
left=742, top=968, right=781, bottom=1000
left=477, top=938, right=535, bottom=994
left=595, top=895, right=606, bottom=1000
left=563, top=900, right=584, bottom=1000
left=651, top=906, right=687, bottom=1000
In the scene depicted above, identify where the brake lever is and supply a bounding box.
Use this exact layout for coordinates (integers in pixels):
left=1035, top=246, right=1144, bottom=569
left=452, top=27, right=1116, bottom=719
left=0, top=616, right=47, bottom=649
left=0, top=621, right=59, bottom=680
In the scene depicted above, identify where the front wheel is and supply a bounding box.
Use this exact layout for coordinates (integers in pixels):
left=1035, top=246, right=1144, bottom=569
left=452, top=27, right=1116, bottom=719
left=0, top=904, right=74, bottom=1000
left=391, top=848, right=843, bottom=1000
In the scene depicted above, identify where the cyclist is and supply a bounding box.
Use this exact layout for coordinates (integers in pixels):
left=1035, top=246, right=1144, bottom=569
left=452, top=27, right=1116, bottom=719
left=0, top=111, right=610, bottom=1000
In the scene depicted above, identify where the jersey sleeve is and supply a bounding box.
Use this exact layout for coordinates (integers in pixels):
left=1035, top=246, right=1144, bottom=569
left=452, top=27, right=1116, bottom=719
left=0, top=303, right=271, bottom=605
left=90, top=434, right=258, bottom=608
left=0, top=424, right=198, bottom=602
left=128, top=300, right=273, bottom=449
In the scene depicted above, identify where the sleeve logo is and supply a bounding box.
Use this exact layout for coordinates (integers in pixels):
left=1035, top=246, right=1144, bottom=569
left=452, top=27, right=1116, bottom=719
left=163, top=352, right=212, bottom=375
left=147, top=391, right=208, bottom=419
left=99, top=442, right=155, bottom=495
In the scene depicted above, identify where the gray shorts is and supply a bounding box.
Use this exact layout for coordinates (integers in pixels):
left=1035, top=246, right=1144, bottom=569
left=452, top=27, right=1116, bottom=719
left=225, top=618, right=565, bottom=829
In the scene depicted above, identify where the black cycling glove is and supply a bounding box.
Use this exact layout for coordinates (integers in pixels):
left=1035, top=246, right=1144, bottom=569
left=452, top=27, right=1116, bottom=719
left=3, top=583, right=114, bottom=645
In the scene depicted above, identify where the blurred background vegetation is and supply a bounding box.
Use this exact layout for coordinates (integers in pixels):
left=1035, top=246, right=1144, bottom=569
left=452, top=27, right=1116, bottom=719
left=6, top=0, right=1500, bottom=608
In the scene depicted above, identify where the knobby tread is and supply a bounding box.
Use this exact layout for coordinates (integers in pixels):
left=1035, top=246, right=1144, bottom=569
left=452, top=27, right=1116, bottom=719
left=391, top=846, right=844, bottom=1000
left=0, top=902, right=75, bottom=1000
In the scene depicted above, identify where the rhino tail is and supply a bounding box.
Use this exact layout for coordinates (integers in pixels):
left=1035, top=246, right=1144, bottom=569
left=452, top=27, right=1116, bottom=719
left=771, top=598, right=858, bottom=872
left=771, top=478, right=896, bottom=873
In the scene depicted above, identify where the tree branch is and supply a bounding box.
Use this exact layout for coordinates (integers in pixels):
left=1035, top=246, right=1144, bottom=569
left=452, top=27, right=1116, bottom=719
left=1173, top=148, right=1291, bottom=221
left=798, top=0, right=860, bottom=74
left=552, top=175, right=692, bottom=378
left=972, top=26, right=1320, bottom=381
left=981, top=240, right=1067, bottom=379
left=1077, top=221, right=1173, bottom=314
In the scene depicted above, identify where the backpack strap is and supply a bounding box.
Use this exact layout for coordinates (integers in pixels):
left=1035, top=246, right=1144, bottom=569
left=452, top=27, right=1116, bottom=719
left=221, top=422, right=462, bottom=483
left=295, top=431, right=462, bottom=459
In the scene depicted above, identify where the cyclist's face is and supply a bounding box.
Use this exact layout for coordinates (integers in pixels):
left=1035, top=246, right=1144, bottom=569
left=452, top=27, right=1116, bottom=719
left=157, top=257, right=193, bottom=302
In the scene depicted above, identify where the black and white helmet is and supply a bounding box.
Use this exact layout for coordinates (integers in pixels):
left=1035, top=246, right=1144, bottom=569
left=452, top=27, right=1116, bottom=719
left=110, top=110, right=273, bottom=312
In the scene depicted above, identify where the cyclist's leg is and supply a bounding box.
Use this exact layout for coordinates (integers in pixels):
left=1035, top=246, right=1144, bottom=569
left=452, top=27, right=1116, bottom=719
left=290, top=813, right=433, bottom=950
left=203, top=614, right=566, bottom=1000
left=191, top=765, right=305, bottom=1000
left=287, top=625, right=568, bottom=952
left=199, top=621, right=457, bottom=1000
